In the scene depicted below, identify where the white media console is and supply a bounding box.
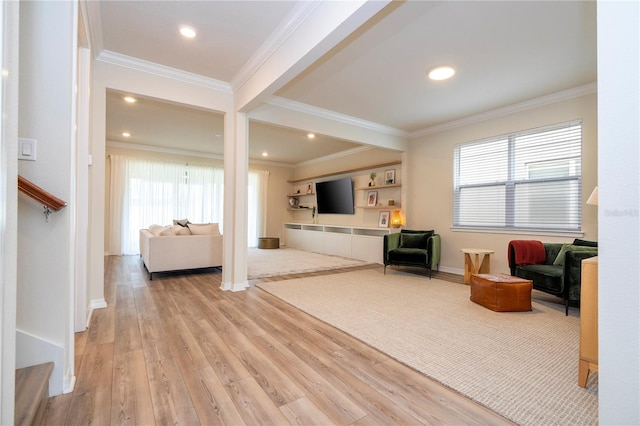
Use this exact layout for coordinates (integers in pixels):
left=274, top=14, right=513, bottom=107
left=283, top=223, right=400, bottom=264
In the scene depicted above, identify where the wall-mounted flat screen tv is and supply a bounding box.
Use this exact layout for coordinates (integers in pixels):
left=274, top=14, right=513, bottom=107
left=315, top=178, right=355, bottom=214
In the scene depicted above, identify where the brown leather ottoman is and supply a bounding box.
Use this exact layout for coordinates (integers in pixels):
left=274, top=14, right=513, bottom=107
left=470, top=273, right=532, bottom=312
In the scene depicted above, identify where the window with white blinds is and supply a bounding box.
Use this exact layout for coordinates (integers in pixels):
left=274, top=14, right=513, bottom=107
left=453, top=121, right=582, bottom=232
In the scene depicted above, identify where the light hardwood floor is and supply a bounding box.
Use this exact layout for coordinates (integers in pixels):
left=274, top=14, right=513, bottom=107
left=43, top=255, right=513, bottom=425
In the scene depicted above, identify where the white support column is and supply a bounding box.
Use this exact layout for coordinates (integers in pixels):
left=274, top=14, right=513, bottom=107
left=221, top=112, right=249, bottom=292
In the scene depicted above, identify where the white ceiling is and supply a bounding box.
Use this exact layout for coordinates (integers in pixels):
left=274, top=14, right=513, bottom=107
left=96, top=1, right=597, bottom=165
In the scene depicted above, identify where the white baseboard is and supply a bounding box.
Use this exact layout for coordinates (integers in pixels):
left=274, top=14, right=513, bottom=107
left=16, top=329, right=64, bottom=396
left=439, top=265, right=464, bottom=276
left=231, top=281, right=249, bottom=292
left=91, top=298, right=108, bottom=309
left=87, top=298, right=108, bottom=328
left=63, top=368, right=76, bottom=394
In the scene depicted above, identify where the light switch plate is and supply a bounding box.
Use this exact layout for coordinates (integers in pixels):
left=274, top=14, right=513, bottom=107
left=18, top=138, right=37, bottom=161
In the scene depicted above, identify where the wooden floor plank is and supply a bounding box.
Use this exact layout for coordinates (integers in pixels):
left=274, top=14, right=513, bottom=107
left=161, top=314, right=210, bottom=373
left=224, top=376, right=290, bottom=425
left=111, top=349, right=155, bottom=426
left=181, top=365, right=246, bottom=426
left=279, top=396, right=335, bottom=426
left=146, top=357, right=200, bottom=425
left=44, top=255, right=512, bottom=426
left=189, top=317, right=251, bottom=385
left=251, top=333, right=367, bottom=424
left=137, top=311, right=174, bottom=363
left=217, top=326, right=306, bottom=407
left=66, top=343, right=114, bottom=425
left=42, top=393, right=72, bottom=426
left=85, top=306, right=115, bottom=346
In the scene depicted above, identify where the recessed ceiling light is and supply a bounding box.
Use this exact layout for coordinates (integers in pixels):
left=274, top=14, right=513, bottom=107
left=123, top=96, right=137, bottom=103
left=428, top=66, right=456, bottom=81
left=307, top=133, right=315, bottom=139
left=179, top=25, right=197, bottom=39
left=122, top=132, right=131, bottom=137
left=262, top=152, right=268, bottom=157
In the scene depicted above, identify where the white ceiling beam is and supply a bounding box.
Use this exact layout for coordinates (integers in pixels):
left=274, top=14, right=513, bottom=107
left=250, top=98, right=408, bottom=152
left=234, top=0, right=392, bottom=113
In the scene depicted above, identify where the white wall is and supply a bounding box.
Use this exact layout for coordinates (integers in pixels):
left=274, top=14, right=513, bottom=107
left=17, top=1, right=77, bottom=395
left=597, top=1, right=640, bottom=422
left=406, top=91, right=597, bottom=275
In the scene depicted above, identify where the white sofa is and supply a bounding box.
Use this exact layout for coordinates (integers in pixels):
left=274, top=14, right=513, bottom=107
left=139, top=223, right=223, bottom=279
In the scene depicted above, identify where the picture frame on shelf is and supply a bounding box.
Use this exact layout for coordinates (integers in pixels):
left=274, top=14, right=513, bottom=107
left=367, top=191, right=378, bottom=207
left=385, top=169, right=396, bottom=185
left=379, top=211, right=390, bottom=228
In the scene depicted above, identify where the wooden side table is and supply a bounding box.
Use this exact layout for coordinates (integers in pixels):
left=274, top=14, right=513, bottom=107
left=460, top=248, right=495, bottom=284
left=579, top=256, right=598, bottom=387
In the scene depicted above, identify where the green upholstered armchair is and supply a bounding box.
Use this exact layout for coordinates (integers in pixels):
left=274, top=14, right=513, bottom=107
left=383, top=230, right=441, bottom=278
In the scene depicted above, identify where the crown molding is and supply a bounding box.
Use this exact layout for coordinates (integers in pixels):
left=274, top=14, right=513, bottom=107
left=107, top=140, right=224, bottom=160
left=295, top=145, right=374, bottom=168
left=105, top=141, right=294, bottom=168
left=96, top=50, right=233, bottom=93
left=410, top=82, right=598, bottom=138
left=231, top=1, right=322, bottom=91
left=267, top=96, right=410, bottom=138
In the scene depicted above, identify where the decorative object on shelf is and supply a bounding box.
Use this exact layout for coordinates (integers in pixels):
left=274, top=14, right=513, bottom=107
left=312, top=206, right=317, bottom=223
left=385, top=169, right=396, bottom=185
left=307, top=182, right=313, bottom=194
left=369, top=172, right=377, bottom=186
left=367, top=191, right=378, bottom=207
left=388, top=199, right=395, bottom=206
left=379, top=211, right=390, bottom=228
left=391, top=210, right=402, bottom=228
left=288, top=197, right=300, bottom=208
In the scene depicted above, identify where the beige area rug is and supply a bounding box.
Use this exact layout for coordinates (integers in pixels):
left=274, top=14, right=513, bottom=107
left=256, top=268, right=598, bottom=426
left=247, top=247, right=369, bottom=279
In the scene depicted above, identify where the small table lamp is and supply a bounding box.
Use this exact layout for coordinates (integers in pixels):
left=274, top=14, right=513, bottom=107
left=391, top=210, right=402, bottom=228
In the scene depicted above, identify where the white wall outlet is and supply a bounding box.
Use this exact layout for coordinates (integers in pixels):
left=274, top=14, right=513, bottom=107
left=18, top=138, right=37, bottom=161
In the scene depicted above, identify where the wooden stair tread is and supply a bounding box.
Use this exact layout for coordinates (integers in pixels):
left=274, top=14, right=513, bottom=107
left=15, top=362, right=54, bottom=426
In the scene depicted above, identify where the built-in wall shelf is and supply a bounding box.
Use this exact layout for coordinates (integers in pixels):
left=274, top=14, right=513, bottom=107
left=287, top=192, right=315, bottom=197
left=354, top=183, right=401, bottom=191
left=288, top=161, right=402, bottom=184
left=358, top=205, right=401, bottom=210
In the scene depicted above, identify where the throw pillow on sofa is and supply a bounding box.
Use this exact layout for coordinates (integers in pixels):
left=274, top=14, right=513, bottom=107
left=171, top=224, right=191, bottom=235
left=173, top=218, right=189, bottom=227
left=149, top=224, right=164, bottom=236
left=187, top=223, right=220, bottom=235
left=159, top=226, right=175, bottom=236
left=553, top=244, right=597, bottom=266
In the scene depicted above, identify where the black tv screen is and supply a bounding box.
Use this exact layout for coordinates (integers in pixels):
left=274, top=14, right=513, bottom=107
left=315, top=178, right=355, bottom=214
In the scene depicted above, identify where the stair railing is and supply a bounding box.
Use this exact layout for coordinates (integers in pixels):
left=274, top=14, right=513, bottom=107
left=17, top=175, right=67, bottom=221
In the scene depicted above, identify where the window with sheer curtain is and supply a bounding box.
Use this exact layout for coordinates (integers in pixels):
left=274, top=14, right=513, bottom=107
left=453, top=121, right=582, bottom=232
left=109, top=155, right=267, bottom=255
